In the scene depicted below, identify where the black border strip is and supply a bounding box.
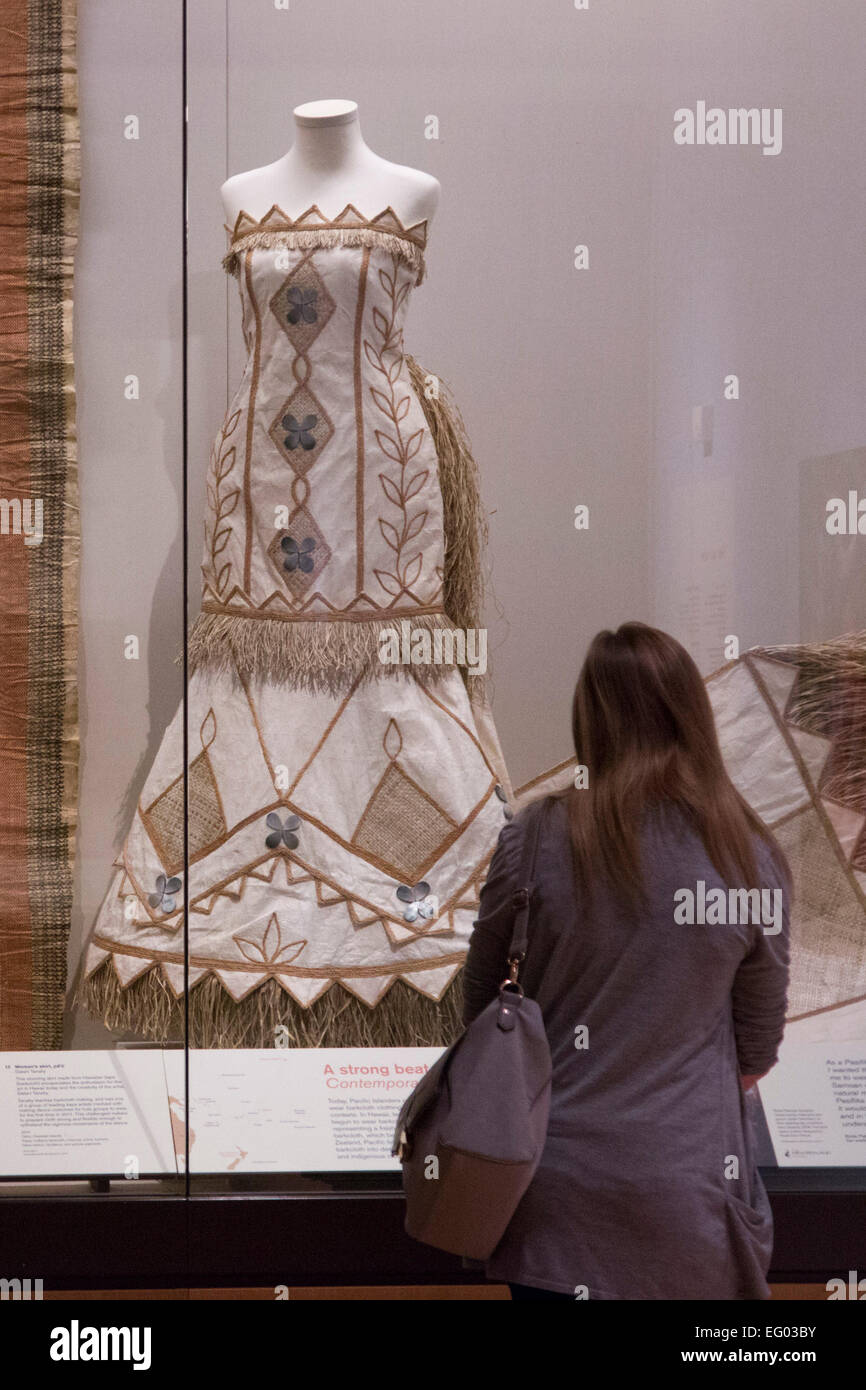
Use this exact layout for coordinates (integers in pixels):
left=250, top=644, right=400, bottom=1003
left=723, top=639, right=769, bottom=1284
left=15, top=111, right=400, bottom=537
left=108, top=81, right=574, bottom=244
left=0, top=1189, right=862, bottom=1290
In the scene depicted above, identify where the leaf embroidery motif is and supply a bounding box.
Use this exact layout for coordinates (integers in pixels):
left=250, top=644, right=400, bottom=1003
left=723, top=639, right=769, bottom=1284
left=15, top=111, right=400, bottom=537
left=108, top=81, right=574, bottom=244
left=404, top=470, right=428, bottom=502
left=404, top=511, right=427, bottom=542
left=379, top=474, right=402, bottom=507
left=374, top=568, right=403, bottom=597
left=364, top=253, right=432, bottom=598
left=403, top=554, right=423, bottom=587
left=205, top=408, right=242, bottom=596
left=234, top=913, right=308, bottom=968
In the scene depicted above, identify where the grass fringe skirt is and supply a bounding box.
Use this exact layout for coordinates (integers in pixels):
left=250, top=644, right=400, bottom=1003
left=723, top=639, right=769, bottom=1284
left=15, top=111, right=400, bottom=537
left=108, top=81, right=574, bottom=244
left=77, top=961, right=465, bottom=1050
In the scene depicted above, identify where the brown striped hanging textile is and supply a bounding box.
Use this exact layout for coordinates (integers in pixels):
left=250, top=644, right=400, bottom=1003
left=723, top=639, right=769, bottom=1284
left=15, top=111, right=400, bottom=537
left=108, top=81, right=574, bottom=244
left=0, top=0, right=79, bottom=1048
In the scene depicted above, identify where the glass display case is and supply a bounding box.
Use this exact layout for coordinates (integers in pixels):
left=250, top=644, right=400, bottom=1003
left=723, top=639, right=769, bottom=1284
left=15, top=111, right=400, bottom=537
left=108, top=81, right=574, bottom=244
left=1, top=0, right=865, bottom=1293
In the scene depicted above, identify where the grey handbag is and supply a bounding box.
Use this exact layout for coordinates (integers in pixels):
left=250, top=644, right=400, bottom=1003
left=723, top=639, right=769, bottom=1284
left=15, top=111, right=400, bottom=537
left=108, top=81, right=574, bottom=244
left=392, top=798, right=553, bottom=1261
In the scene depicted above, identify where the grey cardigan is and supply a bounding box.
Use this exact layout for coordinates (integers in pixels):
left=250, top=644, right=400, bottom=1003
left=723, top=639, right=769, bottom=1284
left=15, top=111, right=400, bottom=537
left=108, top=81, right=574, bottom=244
left=462, top=794, right=791, bottom=1300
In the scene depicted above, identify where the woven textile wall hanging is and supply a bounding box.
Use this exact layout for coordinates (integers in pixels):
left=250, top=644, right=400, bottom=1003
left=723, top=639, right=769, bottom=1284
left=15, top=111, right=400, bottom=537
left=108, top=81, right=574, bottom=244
left=707, top=634, right=866, bottom=1020
left=0, top=0, right=80, bottom=1048
left=516, top=632, right=866, bottom=1023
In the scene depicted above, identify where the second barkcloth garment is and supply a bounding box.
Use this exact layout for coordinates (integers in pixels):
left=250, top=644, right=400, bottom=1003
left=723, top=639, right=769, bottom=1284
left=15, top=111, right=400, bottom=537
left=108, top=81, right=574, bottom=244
left=80, top=203, right=513, bottom=1048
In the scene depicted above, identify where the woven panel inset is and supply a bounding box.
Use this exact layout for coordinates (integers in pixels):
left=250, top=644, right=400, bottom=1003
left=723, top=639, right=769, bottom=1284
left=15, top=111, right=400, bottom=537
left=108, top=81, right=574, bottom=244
left=352, top=761, right=455, bottom=882
left=269, top=254, right=335, bottom=355
left=141, top=751, right=226, bottom=876
left=267, top=384, right=334, bottom=475
left=267, top=506, right=332, bottom=598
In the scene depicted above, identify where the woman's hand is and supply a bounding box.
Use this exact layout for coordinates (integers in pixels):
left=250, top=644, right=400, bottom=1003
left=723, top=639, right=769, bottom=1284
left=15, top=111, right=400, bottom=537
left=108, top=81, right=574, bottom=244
left=740, top=1071, right=768, bottom=1091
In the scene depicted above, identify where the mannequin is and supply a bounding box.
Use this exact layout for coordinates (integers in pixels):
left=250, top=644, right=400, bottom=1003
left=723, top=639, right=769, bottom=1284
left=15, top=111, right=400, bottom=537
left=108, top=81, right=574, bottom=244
left=81, top=97, right=507, bottom=1050
left=221, top=98, right=440, bottom=231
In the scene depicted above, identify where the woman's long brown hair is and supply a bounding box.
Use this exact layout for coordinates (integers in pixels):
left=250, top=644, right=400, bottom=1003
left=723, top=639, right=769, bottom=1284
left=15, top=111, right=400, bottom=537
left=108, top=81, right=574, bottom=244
left=565, top=623, right=785, bottom=912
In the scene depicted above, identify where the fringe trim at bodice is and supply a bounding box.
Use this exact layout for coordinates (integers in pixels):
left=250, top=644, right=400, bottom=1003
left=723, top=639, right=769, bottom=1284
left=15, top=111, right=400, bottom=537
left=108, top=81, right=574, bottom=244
left=187, top=607, right=469, bottom=695
left=222, top=203, right=428, bottom=284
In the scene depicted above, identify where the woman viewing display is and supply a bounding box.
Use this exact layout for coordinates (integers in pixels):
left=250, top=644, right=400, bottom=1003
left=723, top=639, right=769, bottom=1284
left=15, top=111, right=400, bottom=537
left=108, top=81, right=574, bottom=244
left=463, top=623, right=792, bottom=1301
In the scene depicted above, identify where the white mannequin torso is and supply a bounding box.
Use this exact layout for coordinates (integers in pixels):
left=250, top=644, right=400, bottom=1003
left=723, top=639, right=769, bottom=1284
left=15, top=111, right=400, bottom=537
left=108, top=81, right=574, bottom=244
left=220, top=99, right=440, bottom=231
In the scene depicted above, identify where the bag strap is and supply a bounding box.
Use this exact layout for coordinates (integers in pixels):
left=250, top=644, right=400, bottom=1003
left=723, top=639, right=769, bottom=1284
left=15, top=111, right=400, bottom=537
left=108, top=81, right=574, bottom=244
left=505, top=796, right=549, bottom=986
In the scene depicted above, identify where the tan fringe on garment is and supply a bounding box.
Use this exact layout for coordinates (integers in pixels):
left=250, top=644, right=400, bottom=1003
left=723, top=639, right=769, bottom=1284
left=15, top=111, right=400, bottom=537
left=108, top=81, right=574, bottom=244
left=77, top=961, right=464, bottom=1050
left=187, top=608, right=463, bottom=695
left=752, top=629, right=866, bottom=680
left=406, top=354, right=488, bottom=696
left=223, top=227, right=426, bottom=285
left=750, top=630, right=866, bottom=810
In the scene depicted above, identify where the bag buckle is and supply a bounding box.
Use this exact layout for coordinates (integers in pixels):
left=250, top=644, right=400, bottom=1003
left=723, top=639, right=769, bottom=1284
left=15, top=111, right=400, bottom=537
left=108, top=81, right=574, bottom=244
left=500, top=959, right=524, bottom=995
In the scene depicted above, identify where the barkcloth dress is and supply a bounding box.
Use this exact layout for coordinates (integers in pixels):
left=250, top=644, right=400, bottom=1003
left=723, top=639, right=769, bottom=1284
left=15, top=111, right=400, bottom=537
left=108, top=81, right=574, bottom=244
left=81, top=204, right=513, bottom=1048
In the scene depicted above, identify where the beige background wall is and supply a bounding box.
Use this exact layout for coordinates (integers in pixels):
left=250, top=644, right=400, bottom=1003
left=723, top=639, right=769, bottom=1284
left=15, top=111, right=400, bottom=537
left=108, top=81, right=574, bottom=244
left=69, top=0, right=866, bottom=1044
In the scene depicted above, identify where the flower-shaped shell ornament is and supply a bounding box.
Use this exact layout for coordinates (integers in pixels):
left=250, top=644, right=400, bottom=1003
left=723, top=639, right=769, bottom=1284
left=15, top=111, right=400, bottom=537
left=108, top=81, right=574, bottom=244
left=396, top=880, right=436, bottom=923
left=284, top=285, right=318, bottom=326
left=281, top=535, right=317, bottom=573
left=282, top=413, right=318, bottom=451
left=265, top=812, right=301, bottom=850
left=149, top=874, right=182, bottom=913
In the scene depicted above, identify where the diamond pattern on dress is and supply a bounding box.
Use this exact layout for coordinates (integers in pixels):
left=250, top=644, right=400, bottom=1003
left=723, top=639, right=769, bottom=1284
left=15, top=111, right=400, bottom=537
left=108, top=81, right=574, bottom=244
left=352, top=762, right=456, bottom=882
left=268, top=384, right=334, bottom=475
left=269, top=255, right=335, bottom=354
left=141, top=751, right=226, bottom=877
left=267, top=507, right=333, bottom=598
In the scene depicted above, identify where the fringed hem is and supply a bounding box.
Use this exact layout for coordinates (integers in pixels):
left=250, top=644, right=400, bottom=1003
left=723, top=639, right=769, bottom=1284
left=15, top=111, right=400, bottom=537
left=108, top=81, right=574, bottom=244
left=187, top=607, right=481, bottom=694
left=76, top=962, right=464, bottom=1049
left=751, top=630, right=866, bottom=676
left=223, top=227, right=426, bottom=284
left=749, top=631, right=866, bottom=814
